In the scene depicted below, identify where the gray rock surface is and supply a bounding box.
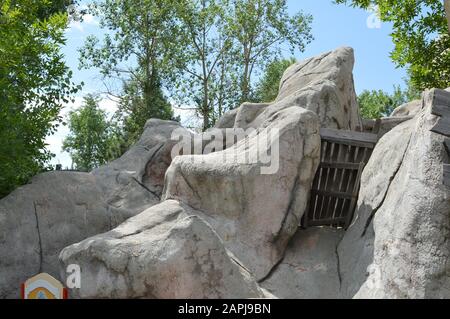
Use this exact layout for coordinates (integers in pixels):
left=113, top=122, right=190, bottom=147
left=93, top=119, right=187, bottom=218
left=0, top=119, right=184, bottom=298
left=390, top=99, right=422, bottom=117
left=340, top=89, right=450, bottom=299
left=59, top=200, right=267, bottom=299
left=262, top=47, right=362, bottom=130
left=261, top=227, right=343, bottom=299
left=163, top=106, right=321, bottom=280
left=214, top=108, right=239, bottom=129
left=338, top=118, right=416, bottom=298
left=233, top=102, right=270, bottom=130
left=0, top=172, right=115, bottom=298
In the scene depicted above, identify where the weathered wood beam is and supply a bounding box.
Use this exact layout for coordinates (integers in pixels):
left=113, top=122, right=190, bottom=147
left=320, top=128, right=378, bottom=148
left=431, top=117, right=450, bottom=137
left=319, top=162, right=362, bottom=170
left=444, top=164, right=450, bottom=187
left=444, top=138, right=450, bottom=155
left=306, top=218, right=347, bottom=227
left=310, top=189, right=354, bottom=200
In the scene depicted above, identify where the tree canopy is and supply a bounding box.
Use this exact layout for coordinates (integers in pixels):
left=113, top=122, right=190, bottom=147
left=358, top=81, right=421, bottom=119
left=0, top=0, right=80, bottom=198
left=253, top=57, right=296, bottom=102
left=63, top=95, right=118, bottom=171
left=335, top=0, right=450, bottom=90
left=79, top=0, right=175, bottom=145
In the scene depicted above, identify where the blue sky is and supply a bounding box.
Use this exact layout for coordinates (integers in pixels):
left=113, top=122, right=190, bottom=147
left=49, top=0, right=408, bottom=168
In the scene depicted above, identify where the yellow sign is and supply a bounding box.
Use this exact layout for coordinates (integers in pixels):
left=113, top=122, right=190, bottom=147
left=22, top=273, right=67, bottom=299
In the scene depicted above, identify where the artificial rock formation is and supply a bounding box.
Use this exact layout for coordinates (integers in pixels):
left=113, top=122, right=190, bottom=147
left=390, top=99, right=422, bottom=117
left=59, top=200, right=268, bottom=299
left=346, top=89, right=450, bottom=298
left=0, top=172, right=113, bottom=298
left=0, top=119, right=184, bottom=298
left=58, top=46, right=361, bottom=297
left=163, top=106, right=321, bottom=280
left=2, top=46, right=449, bottom=299
left=92, top=119, right=188, bottom=218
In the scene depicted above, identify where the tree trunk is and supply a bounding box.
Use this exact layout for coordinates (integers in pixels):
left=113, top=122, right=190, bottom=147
left=241, top=60, right=250, bottom=104
left=202, top=79, right=209, bottom=131
left=445, top=0, right=450, bottom=33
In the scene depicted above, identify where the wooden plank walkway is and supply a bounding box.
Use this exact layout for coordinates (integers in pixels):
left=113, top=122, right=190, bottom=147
left=303, top=128, right=378, bottom=229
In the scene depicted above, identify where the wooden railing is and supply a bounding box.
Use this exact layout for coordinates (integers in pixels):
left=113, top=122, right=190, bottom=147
left=302, top=128, right=378, bottom=229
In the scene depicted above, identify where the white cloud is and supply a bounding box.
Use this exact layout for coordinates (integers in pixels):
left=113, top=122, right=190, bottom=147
left=68, top=13, right=99, bottom=33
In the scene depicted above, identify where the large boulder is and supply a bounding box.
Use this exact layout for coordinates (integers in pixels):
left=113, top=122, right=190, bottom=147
left=59, top=200, right=267, bottom=299
left=0, top=172, right=115, bottom=298
left=0, top=119, right=184, bottom=298
left=233, top=102, right=271, bottom=130
left=214, top=108, right=239, bottom=129
left=93, top=119, right=188, bottom=218
left=217, top=47, right=362, bottom=132
left=390, top=99, right=422, bottom=117
left=339, top=89, right=450, bottom=298
left=338, top=118, right=416, bottom=298
left=163, top=106, right=321, bottom=280
left=250, top=47, right=361, bottom=130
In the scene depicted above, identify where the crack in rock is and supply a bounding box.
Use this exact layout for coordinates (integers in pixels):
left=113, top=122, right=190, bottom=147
left=33, top=201, right=43, bottom=273
left=132, top=177, right=161, bottom=200
left=361, top=132, right=413, bottom=237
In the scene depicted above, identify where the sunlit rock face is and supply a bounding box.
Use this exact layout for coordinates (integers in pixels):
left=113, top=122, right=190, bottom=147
left=2, top=47, right=449, bottom=299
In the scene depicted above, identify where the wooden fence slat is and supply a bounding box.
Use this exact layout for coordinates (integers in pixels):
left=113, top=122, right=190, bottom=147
left=320, top=128, right=378, bottom=148
left=431, top=104, right=450, bottom=118
left=445, top=138, right=450, bottom=155
left=431, top=117, right=450, bottom=137
left=303, top=129, right=377, bottom=228
left=344, top=162, right=365, bottom=228
left=433, top=89, right=450, bottom=106
left=307, top=217, right=347, bottom=227
left=311, top=189, right=353, bottom=199
left=319, top=162, right=361, bottom=170
left=444, top=164, right=450, bottom=187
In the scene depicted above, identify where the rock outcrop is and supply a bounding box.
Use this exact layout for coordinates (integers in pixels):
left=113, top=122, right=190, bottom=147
left=345, top=89, right=450, bottom=298
left=0, top=172, right=114, bottom=298
left=391, top=99, right=422, bottom=117
left=0, top=119, right=184, bottom=298
left=270, top=46, right=361, bottom=130
left=163, top=106, right=321, bottom=280
left=92, top=119, right=188, bottom=218
left=2, top=46, right=448, bottom=300
left=260, top=228, right=343, bottom=299
left=59, top=200, right=268, bottom=299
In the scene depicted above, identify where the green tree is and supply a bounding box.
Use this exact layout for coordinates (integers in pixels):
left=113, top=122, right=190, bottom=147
left=253, top=57, right=296, bottom=102
left=228, top=0, right=313, bottom=102
left=63, top=95, right=117, bottom=171
left=117, top=76, right=173, bottom=148
left=358, top=81, right=421, bottom=119
left=174, top=0, right=238, bottom=131
left=79, top=0, right=175, bottom=144
left=335, top=0, right=450, bottom=90
left=173, top=0, right=312, bottom=130
left=0, top=0, right=80, bottom=198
